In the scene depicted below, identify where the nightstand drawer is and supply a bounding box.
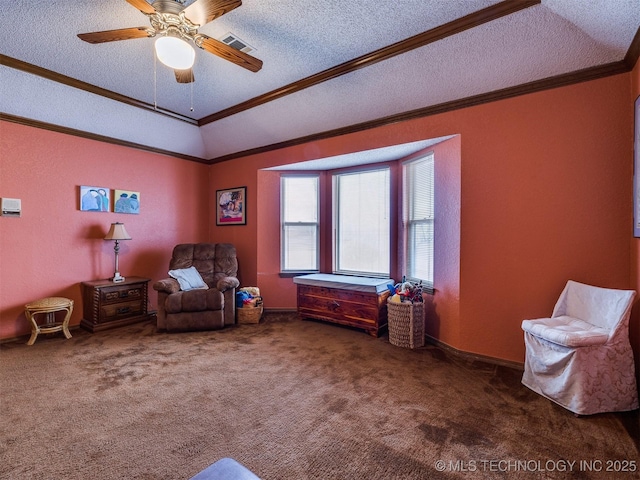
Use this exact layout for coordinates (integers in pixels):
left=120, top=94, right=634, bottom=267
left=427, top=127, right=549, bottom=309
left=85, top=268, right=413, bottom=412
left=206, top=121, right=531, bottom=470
left=101, top=299, right=144, bottom=321
left=101, top=285, right=143, bottom=304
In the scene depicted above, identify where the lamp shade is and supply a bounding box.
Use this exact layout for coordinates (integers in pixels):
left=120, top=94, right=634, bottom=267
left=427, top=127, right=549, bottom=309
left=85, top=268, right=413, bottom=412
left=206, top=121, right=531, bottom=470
left=155, top=36, right=195, bottom=70
left=104, top=222, right=131, bottom=241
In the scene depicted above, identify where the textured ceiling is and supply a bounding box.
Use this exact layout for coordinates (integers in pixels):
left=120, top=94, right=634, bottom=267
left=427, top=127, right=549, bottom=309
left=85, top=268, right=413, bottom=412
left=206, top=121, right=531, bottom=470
left=1, top=0, right=639, bottom=166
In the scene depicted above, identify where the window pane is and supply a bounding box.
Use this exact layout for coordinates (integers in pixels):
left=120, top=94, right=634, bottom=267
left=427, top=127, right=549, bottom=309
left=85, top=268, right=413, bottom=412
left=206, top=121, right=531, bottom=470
left=283, top=225, right=318, bottom=270
left=335, top=168, right=390, bottom=276
left=283, top=176, right=318, bottom=222
left=403, top=155, right=434, bottom=285
left=408, top=221, right=433, bottom=281
left=409, top=162, right=434, bottom=220
left=281, top=175, right=319, bottom=271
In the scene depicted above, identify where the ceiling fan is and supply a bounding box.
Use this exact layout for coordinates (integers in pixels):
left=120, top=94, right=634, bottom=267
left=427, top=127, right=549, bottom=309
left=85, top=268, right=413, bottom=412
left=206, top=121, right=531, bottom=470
left=77, top=0, right=262, bottom=84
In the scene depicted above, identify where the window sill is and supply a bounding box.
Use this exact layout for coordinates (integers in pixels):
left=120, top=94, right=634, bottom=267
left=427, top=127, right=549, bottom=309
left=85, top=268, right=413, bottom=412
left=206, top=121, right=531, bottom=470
left=279, top=271, right=319, bottom=278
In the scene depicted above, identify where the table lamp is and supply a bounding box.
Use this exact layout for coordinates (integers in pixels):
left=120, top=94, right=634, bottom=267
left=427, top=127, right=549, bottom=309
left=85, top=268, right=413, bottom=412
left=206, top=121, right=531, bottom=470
left=104, top=222, right=131, bottom=283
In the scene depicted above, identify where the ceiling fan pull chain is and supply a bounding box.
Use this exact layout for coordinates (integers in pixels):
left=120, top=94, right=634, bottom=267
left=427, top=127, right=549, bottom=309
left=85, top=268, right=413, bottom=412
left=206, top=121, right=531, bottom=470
left=153, top=49, right=158, bottom=111
left=190, top=70, right=194, bottom=112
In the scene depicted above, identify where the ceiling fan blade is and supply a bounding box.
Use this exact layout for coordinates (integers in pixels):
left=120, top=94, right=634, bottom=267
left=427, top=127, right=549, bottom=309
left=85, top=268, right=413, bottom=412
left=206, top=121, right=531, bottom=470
left=198, top=35, right=262, bottom=72
left=78, top=27, right=153, bottom=44
left=125, top=0, right=156, bottom=15
left=182, top=0, right=241, bottom=27
left=175, top=68, right=195, bottom=83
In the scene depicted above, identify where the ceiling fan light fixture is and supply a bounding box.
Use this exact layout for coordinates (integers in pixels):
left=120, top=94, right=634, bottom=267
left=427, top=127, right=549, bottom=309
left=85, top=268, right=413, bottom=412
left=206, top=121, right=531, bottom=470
left=155, top=36, right=195, bottom=70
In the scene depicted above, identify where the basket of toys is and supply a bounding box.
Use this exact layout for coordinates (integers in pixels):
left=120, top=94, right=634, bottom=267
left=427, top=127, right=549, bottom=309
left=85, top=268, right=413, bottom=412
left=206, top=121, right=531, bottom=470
left=386, top=279, right=425, bottom=349
left=236, top=287, right=263, bottom=324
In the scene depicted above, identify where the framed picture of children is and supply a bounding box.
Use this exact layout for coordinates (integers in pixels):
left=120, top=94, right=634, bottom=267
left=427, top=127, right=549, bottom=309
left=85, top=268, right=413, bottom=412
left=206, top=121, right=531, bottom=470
left=216, top=186, right=246, bottom=225
left=80, top=186, right=110, bottom=212
left=114, top=189, right=140, bottom=214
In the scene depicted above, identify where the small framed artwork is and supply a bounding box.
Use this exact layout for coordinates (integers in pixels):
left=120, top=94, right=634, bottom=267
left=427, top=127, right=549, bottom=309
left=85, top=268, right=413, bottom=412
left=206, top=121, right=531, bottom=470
left=80, top=185, right=110, bottom=212
left=216, top=186, right=246, bottom=225
left=114, top=189, right=140, bottom=214
left=635, top=96, right=640, bottom=237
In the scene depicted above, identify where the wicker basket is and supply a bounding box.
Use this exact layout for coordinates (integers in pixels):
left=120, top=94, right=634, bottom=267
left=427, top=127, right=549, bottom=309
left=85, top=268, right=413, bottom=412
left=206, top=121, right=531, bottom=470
left=237, top=305, right=263, bottom=324
left=387, top=299, right=424, bottom=348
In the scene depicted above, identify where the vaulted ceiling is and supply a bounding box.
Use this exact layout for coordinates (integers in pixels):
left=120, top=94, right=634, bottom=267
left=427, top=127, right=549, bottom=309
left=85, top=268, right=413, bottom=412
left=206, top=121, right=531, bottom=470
left=1, top=0, right=639, bottom=165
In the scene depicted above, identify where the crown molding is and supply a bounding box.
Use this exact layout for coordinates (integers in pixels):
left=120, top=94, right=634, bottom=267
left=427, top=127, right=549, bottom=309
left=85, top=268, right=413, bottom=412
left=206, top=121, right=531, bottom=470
left=0, top=113, right=208, bottom=164
left=208, top=60, right=629, bottom=164
left=0, top=54, right=198, bottom=125
left=198, top=0, right=540, bottom=126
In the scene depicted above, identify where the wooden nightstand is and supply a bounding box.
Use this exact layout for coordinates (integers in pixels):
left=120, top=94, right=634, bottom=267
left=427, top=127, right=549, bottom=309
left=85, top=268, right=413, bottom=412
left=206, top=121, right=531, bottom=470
left=81, top=277, right=152, bottom=332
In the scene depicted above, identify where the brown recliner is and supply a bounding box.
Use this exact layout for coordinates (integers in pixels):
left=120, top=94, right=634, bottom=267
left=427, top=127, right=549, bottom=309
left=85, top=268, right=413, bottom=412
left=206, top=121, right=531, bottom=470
left=153, top=243, right=239, bottom=332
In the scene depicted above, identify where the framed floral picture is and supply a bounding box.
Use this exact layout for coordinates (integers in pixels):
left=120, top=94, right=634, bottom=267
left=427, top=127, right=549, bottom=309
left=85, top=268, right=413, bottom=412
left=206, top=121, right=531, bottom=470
left=216, top=186, right=246, bottom=226
left=635, top=96, right=640, bottom=237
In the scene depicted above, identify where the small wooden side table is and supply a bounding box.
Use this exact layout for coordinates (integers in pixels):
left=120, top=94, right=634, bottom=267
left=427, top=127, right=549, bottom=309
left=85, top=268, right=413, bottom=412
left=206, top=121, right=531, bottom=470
left=24, top=297, right=74, bottom=345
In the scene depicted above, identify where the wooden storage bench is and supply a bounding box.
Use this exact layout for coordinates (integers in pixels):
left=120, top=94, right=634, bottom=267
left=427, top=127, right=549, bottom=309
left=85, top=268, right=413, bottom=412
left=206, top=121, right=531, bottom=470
left=293, top=274, right=394, bottom=337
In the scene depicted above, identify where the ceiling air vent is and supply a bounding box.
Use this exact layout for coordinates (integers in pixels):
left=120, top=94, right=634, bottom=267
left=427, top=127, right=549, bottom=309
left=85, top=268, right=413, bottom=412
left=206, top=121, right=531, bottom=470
left=219, top=32, right=255, bottom=53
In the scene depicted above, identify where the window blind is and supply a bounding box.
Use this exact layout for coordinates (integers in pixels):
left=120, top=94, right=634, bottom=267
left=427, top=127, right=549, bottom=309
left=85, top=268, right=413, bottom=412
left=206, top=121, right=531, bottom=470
left=334, top=168, right=390, bottom=276
left=281, top=175, right=319, bottom=271
left=403, top=154, right=434, bottom=286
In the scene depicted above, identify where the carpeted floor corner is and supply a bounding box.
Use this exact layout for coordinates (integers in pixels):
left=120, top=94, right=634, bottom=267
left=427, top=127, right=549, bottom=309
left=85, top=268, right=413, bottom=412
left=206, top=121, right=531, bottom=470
left=0, top=312, right=637, bottom=479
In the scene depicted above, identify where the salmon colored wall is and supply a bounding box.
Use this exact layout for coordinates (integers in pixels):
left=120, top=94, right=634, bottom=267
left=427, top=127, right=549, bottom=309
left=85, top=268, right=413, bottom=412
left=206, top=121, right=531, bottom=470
left=630, top=61, right=640, bottom=381
left=207, top=158, right=261, bottom=288
left=424, top=136, right=461, bottom=349
left=256, top=170, right=296, bottom=307
left=210, top=73, right=633, bottom=364
left=0, top=121, right=210, bottom=340
left=457, top=79, right=632, bottom=360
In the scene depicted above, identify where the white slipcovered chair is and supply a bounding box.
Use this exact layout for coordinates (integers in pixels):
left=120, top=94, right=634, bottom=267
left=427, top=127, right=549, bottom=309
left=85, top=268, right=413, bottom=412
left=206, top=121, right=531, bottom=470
left=521, top=280, right=638, bottom=415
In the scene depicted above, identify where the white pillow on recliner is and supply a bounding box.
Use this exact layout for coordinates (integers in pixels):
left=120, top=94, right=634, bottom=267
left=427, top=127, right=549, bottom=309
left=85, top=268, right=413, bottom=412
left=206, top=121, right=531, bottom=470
left=168, top=266, right=209, bottom=291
